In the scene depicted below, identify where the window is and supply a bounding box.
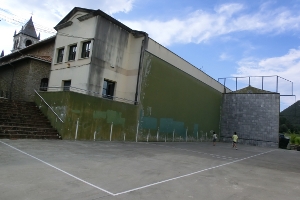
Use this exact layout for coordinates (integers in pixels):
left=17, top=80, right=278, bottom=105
left=57, top=48, right=64, bottom=63
left=25, top=39, right=32, bottom=47
left=14, top=39, right=19, bottom=49
left=81, top=41, right=91, bottom=58
left=39, top=78, right=49, bottom=91
left=68, top=45, right=77, bottom=61
left=102, top=79, right=115, bottom=99
left=63, top=80, right=71, bottom=91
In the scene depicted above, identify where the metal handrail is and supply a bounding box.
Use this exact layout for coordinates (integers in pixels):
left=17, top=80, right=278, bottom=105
left=39, top=86, right=138, bottom=104
left=34, top=89, right=64, bottom=123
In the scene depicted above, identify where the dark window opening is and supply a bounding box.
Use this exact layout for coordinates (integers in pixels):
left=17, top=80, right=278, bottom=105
left=57, top=48, right=64, bottom=63
left=63, top=80, right=71, bottom=91
left=81, top=41, right=91, bottom=58
left=68, top=45, right=77, bottom=61
left=102, top=80, right=115, bottom=99
left=25, top=40, right=32, bottom=47
left=39, top=78, right=49, bottom=91
left=14, top=39, right=19, bottom=49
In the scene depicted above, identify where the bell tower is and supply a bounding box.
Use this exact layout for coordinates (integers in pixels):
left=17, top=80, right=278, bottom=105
left=12, top=17, right=40, bottom=52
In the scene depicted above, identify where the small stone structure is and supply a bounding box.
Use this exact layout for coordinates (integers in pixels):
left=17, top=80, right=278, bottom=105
left=220, top=86, right=279, bottom=147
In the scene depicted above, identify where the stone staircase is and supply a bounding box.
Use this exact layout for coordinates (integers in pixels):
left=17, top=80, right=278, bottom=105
left=0, top=98, right=61, bottom=139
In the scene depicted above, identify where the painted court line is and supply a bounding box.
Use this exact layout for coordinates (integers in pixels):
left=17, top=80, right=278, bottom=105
left=113, top=149, right=275, bottom=196
left=151, top=143, right=239, bottom=160
left=0, top=141, right=115, bottom=196
left=0, top=140, right=275, bottom=197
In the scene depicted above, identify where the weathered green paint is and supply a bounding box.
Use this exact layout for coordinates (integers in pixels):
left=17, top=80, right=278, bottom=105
left=34, top=91, right=138, bottom=141
left=34, top=51, right=223, bottom=142
left=139, top=51, right=222, bottom=140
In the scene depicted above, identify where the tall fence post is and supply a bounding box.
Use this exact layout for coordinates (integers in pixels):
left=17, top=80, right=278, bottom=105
left=110, top=122, right=113, bottom=141
left=75, top=118, right=79, bottom=140
left=136, top=121, right=139, bottom=142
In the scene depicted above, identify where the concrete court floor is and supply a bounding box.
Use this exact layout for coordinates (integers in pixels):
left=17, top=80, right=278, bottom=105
left=0, top=139, right=299, bottom=200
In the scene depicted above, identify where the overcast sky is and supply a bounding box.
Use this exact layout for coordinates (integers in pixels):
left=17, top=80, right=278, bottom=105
left=1, top=0, right=300, bottom=110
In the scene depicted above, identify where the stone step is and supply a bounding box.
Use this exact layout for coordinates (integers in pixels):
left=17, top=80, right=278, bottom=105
left=0, top=99, right=61, bottom=140
left=0, top=134, right=61, bottom=140
left=0, top=122, right=53, bottom=128
left=0, top=129, right=59, bottom=136
left=0, top=125, right=57, bottom=132
left=0, top=118, right=51, bottom=124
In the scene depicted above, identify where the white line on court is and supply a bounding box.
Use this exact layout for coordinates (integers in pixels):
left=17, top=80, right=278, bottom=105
left=0, top=140, right=275, bottom=197
left=0, top=141, right=115, bottom=196
left=149, top=143, right=239, bottom=160
left=113, top=149, right=275, bottom=196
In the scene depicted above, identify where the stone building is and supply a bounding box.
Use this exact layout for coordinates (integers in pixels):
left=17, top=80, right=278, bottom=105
left=220, top=86, right=280, bottom=147
left=36, top=7, right=230, bottom=141
left=0, top=20, right=55, bottom=101
left=12, top=17, right=41, bottom=53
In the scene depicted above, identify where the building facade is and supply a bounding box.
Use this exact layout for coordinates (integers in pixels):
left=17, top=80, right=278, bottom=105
left=39, top=7, right=229, bottom=141
left=0, top=33, right=55, bottom=101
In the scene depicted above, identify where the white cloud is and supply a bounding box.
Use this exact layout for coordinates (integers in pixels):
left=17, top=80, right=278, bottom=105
left=219, top=52, right=231, bottom=61
left=233, top=48, right=300, bottom=108
left=0, top=0, right=135, bottom=56
left=122, top=3, right=300, bottom=46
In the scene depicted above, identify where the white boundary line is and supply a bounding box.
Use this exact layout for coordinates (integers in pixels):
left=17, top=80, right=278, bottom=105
left=149, top=143, right=239, bottom=160
left=113, top=149, right=275, bottom=196
left=0, top=140, right=275, bottom=197
left=0, top=141, right=115, bottom=196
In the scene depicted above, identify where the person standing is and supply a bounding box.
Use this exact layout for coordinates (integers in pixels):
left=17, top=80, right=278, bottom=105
left=212, top=132, right=217, bottom=146
left=232, top=132, right=238, bottom=150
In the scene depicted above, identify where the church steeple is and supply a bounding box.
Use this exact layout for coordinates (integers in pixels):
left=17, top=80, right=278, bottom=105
left=12, top=17, right=40, bottom=53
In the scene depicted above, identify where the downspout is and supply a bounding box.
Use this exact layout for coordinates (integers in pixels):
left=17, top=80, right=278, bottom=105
left=134, top=32, right=148, bottom=105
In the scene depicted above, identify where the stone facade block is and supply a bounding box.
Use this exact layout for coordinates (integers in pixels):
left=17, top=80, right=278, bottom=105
left=220, top=93, right=280, bottom=147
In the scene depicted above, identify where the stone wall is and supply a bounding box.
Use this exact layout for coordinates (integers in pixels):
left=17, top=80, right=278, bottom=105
left=220, top=93, right=280, bottom=147
left=0, top=59, right=50, bottom=101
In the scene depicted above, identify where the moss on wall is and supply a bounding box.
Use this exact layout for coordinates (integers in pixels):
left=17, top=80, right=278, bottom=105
left=139, top=52, right=223, bottom=141
left=35, top=91, right=138, bottom=140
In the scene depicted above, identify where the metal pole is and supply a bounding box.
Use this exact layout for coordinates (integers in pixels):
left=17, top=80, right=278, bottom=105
left=173, top=129, right=175, bottom=142
left=186, top=128, right=188, bottom=142
left=136, top=121, right=139, bottom=142
left=75, top=118, right=79, bottom=140
left=110, top=122, right=113, bottom=141
left=262, top=76, right=264, bottom=90
left=249, top=77, right=250, bottom=86
left=236, top=77, right=237, bottom=91
left=276, top=76, right=278, bottom=93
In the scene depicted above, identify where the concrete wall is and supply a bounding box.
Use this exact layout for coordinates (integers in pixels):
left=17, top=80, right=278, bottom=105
left=49, top=11, right=96, bottom=90
left=35, top=91, right=139, bottom=140
left=220, top=93, right=280, bottom=147
left=89, top=16, right=143, bottom=101
left=146, top=38, right=230, bottom=94
left=138, top=51, right=223, bottom=141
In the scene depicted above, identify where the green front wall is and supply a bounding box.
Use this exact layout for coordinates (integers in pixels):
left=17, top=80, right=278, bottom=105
left=35, top=51, right=222, bottom=141
left=35, top=92, right=138, bottom=140
left=139, top=51, right=222, bottom=140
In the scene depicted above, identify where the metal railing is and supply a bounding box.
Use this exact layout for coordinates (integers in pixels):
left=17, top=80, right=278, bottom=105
left=39, top=86, right=138, bottom=104
left=34, top=89, right=64, bottom=123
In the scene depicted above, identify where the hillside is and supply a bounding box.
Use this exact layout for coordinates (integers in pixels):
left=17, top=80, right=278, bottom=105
left=280, top=100, right=300, bottom=133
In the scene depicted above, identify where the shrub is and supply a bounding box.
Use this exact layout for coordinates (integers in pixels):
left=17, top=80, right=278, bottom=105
left=290, top=134, right=297, bottom=144
left=295, top=137, right=300, bottom=145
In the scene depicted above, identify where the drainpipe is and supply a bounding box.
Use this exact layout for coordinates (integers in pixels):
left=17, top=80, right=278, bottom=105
left=134, top=32, right=148, bottom=105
